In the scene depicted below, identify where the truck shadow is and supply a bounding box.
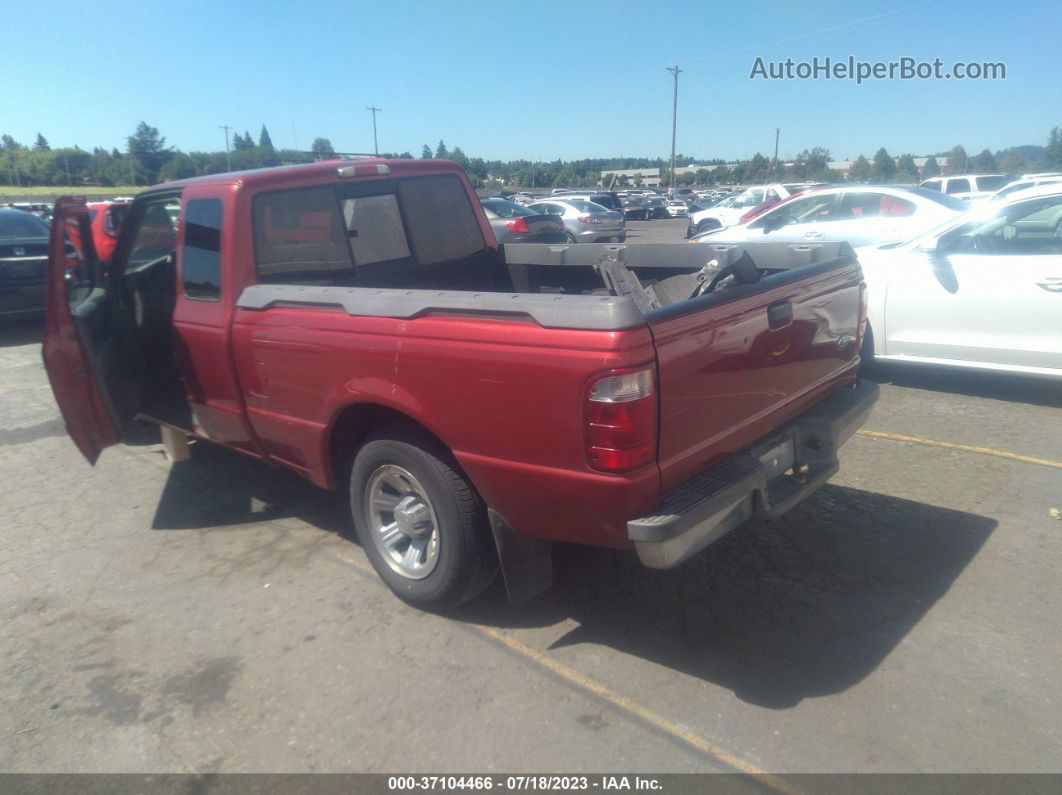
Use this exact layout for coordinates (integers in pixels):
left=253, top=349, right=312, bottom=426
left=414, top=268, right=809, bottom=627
left=866, top=363, right=1062, bottom=408
left=150, top=442, right=994, bottom=710
left=457, top=485, right=995, bottom=710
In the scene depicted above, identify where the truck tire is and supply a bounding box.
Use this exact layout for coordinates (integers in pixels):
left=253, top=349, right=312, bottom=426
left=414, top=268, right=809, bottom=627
left=693, top=219, right=721, bottom=236
left=350, top=426, right=498, bottom=609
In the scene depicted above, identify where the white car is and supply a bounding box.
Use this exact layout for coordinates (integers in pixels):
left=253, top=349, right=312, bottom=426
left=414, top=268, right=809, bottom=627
left=666, top=200, right=688, bottom=218
left=919, top=174, right=1014, bottom=201
left=691, top=186, right=966, bottom=248
left=687, top=183, right=812, bottom=237
left=855, top=183, right=1062, bottom=378
left=975, top=174, right=1062, bottom=205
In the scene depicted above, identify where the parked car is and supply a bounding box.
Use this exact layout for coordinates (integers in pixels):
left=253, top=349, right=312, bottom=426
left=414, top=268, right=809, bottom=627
left=526, top=198, right=626, bottom=243
left=686, top=183, right=811, bottom=237
left=977, top=174, right=1062, bottom=205
left=666, top=200, right=689, bottom=218
left=553, top=192, right=624, bottom=214
left=479, top=198, right=567, bottom=244
left=0, top=207, right=50, bottom=316
left=855, top=183, right=1062, bottom=377
left=11, top=202, right=53, bottom=220
left=691, top=186, right=967, bottom=248
left=621, top=196, right=649, bottom=220
left=645, top=196, right=669, bottom=219
left=919, top=174, right=1014, bottom=201
left=42, top=157, right=875, bottom=609
left=86, top=201, right=131, bottom=262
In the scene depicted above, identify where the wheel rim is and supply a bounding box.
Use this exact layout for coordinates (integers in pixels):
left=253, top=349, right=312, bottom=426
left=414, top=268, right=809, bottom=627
left=364, top=465, right=440, bottom=580
left=565, top=232, right=576, bottom=244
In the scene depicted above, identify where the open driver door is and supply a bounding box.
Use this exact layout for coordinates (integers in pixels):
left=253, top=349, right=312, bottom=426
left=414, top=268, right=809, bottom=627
left=42, top=197, right=144, bottom=463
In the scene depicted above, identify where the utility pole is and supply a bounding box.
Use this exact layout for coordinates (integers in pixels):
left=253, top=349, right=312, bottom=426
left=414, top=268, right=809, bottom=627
left=667, top=65, right=682, bottom=195
left=773, top=127, right=780, bottom=175
left=219, top=125, right=232, bottom=171
left=366, top=106, right=382, bottom=155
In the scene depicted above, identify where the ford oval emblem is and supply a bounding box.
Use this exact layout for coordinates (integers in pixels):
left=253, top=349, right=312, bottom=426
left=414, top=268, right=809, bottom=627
left=837, top=334, right=854, bottom=349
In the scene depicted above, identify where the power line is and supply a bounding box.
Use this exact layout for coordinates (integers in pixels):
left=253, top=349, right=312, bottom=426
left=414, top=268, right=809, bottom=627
left=366, top=106, right=382, bottom=155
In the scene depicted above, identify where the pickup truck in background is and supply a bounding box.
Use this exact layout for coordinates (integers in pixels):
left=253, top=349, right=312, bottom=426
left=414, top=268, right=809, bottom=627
left=43, top=159, right=878, bottom=609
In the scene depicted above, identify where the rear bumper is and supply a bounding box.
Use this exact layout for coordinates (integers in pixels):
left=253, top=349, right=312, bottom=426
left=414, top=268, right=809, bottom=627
left=628, top=380, right=879, bottom=569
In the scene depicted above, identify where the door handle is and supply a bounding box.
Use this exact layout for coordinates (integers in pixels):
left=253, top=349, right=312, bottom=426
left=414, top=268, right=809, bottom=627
left=804, top=230, right=824, bottom=240
left=767, top=300, right=793, bottom=329
left=1035, top=277, right=1062, bottom=293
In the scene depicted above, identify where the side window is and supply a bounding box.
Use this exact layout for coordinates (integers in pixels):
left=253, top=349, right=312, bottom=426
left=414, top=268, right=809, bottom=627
left=126, top=197, right=180, bottom=272
left=757, top=195, right=834, bottom=227
left=944, top=196, right=1062, bottom=255
left=880, top=195, right=916, bottom=216
left=341, top=194, right=411, bottom=266
left=945, top=178, right=971, bottom=195
left=182, top=199, right=222, bottom=301
left=253, top=187, right=352, bottom=283
left=922, top=180, right=942, bottom=192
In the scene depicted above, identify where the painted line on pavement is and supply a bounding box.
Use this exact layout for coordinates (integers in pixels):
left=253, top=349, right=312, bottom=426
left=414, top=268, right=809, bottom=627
left=856, top=430, right=1062, bottom=470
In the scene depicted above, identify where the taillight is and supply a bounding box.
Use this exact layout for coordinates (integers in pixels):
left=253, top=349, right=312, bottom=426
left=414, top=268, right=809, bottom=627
left=506, top=218, right=529, bottom=234
left=578, top=215, right=602, bottom=224
left=585, top=368, right=657, bottom=473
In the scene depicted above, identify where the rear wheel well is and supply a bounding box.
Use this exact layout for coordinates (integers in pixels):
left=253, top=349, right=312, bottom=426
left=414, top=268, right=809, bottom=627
left=328, top=404, right=451, bottom=489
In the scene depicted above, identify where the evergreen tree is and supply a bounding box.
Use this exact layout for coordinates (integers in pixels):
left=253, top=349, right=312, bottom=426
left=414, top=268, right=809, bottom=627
left=126, top=121, right=172, bottom=184
left=896, top=153, right=920, bottom=182
left=435, top=139, right=449, bottom=159
left=1044, top=127, right=1062, bottom=170
left=258, top=125, right=274, bottom=150
left=421, top=144, right=432, bottom=159
left=870, top=148, right=896, bottom=180
left=922, top=156, right=941, bottom=178
left=999, top=149, right=1026, bottom=173
left=945, top=145, right=968, bottom=174
left=969, top=148, right=997, bottom=172
left=33, top=133, right=50, bottom=151
left=849, top=155, right=871, bottom=182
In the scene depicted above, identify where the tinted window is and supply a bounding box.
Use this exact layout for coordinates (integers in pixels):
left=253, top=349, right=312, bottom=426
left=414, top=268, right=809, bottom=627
left=182, top=199, right=222, bottom=300
left=397, top=175, right=484, bottom=266
left=945, top=195, right=1062, bottom=255
left=975, top=175, right=1009, bottom=191
left=921, top=180, right=942, bottom=192
left=0, top=210, right=49, bottom=238
left=481, top=198, right=531, bottom=218
left=755, top=194, right=835, bottom=227
left=126, top=197, right=180, bottom=272
left=837, top=192, right=915, bottom=219
left=945, top=178, right=971, bottom=194
left=253, top=187, right=352, bottom=283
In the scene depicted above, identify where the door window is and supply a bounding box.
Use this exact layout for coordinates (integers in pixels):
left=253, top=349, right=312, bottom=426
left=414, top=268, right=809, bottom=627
left=753, top=194, right=835, bottom=227
left=182, top=199, right=222, bottom=300
left=943, top=196, right=1062, bottom=255
left=945, top=178, right=971, bottom=195
left=837, top=192, right=915, bottom=219
left=253, top=187, right=352, bottom=282
left=125, top=197, right=181, bottom=273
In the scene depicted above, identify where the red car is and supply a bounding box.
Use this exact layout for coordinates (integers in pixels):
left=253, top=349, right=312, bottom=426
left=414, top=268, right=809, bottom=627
left=86, top=201, right=130, bottom=262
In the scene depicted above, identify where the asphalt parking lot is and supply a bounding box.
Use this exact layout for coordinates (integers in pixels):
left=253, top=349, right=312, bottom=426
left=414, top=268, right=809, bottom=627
left=2, top=223, right=1060, bottom=776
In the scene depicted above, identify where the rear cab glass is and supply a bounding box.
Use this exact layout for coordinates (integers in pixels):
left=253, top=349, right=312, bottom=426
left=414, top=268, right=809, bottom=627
left=252, top=174, right=486, bottom=284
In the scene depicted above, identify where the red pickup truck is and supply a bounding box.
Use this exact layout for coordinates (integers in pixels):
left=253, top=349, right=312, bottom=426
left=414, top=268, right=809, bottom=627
left=43, top=159, right=877, bottom=608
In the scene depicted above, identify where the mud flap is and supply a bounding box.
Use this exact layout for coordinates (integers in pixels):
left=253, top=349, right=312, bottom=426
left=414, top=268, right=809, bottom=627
left=487, top=509, right=552, bottom=605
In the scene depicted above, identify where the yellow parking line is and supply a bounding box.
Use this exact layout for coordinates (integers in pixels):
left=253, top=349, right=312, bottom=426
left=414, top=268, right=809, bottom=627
left=856, top=430, right=1062, bottom=470
left=329, top=549, right=796, bottom=793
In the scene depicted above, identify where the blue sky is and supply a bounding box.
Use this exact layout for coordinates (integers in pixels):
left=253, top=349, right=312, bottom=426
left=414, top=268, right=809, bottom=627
left=4, top=0, right=1058, bottom=162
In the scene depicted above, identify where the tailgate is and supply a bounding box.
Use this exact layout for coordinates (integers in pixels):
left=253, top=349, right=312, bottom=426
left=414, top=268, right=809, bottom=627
left=647, top=244, right=864, bottom=490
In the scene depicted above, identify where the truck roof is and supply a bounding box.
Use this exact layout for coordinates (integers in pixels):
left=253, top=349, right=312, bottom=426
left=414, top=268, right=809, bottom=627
left=152, top=157, right=466, bottom=194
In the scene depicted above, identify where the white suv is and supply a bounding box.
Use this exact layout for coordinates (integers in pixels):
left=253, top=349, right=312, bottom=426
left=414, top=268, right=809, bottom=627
left=919, top=174, right=1014, bottom=201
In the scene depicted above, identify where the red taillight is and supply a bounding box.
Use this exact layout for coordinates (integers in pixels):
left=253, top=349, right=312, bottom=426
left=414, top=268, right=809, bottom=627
left=506, top=218, right=529, bottom=234
left=578, top=215, right=602, bottom=224
left=585, top=368, right=657, bottom=473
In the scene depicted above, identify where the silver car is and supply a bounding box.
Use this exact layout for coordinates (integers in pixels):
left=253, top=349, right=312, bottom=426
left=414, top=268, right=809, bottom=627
left=527, top=199, right=626, bottom=243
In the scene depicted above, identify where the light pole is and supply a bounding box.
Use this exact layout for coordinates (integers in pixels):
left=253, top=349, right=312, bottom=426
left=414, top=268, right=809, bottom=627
left=773, top=127, right=780, bottom=175
left=366, top=106, right=382, bottom=155
left=219, top=125, right=232, bottom=171
left=667, top=65, right=682, bottom=195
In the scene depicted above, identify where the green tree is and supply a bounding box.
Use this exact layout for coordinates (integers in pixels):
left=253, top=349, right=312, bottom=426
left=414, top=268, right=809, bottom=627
left=159, top=152, right=197, bottom=181
left=969, top=148, right=997, bottom=172
left=849, top=155, right=871, bottom=182
left=945, top=145, right=968, bottom=174
left=127, top=121, right=172, bottom=184
left=633, top=173, right=643, bottom=187
left=747, top=153, right=770, bottom=182
left=421, top=144, right=432, bottom=159
left=233, top=131, right=254, bottom=151
left=710, top=165, right=729, bottom=184
left=922, top=156, right=941, bottom=178
left=1, top=134, right=22, bottom=151
left=449, top=145, right=469, bottom=170
left=1043, top=127, right=1062, bottom=169
left=33, top=133, right=50, bottom=151
left=435, top=140, right=449, bottom=159
left=310, top=137, right=335, bottom=156
left=999, top=149, right=1026, bottom=173
left=870, top=148, right=896, bottom=180
left=258, top=125, right=274, bottom=150
left=896, top=153, right=920, bottom=182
